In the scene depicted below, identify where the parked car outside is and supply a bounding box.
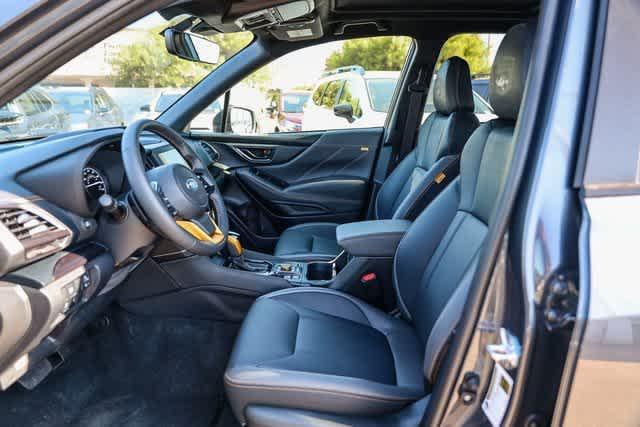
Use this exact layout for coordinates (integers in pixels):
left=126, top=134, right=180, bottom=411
left=471, top=76, right=491, bottom=101
left=303, top=66, right=495, bottom=132
left=268, top=90, right=311, bottom=132
left=135, top=87, right=263, bottom=134
left=46, top=86, right=123, bottom=130
left=0, top=86, right=70, bottom=142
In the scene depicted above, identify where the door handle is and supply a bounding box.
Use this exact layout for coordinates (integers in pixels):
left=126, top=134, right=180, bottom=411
left=231, top=146, right=274, bottom=163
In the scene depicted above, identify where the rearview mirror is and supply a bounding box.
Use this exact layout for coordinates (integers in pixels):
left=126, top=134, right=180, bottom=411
left=333, top=103, right=355, bottom=123
left=164, top=28, right=220, bottom=65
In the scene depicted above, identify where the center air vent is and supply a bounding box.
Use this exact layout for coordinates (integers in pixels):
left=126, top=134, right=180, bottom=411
left=200, top=141, right=220, bottom=163
left=0, top=207, right=69, bottom=257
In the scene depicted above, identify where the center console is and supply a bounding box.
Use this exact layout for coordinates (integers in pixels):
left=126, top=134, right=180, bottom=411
left=232, top=251, right=347, bottom=287
left=229, top=220, right=411, bottom=289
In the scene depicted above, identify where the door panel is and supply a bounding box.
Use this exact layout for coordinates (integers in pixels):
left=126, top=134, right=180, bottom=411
left=195, top=127, right=383, bottom=252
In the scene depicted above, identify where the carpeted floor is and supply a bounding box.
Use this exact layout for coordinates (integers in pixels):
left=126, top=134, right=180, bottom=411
left=0, top=307, right=240, bottom=427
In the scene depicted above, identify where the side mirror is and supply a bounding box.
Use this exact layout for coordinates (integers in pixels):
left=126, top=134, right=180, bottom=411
left=229, top=106, right=256, bottom=134
left=212, top=107, right=257, bottom=134
left=0, top=110, right=24, bottom=125
left=333, top=103, right=355, bottom=123
left=139, top=104, right=151, bottom=112
left=164, top=28, right=220, bottom=65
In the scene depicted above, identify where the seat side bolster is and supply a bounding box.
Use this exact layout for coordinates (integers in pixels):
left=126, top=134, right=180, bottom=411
left=225, top=366, right=423, bottom=424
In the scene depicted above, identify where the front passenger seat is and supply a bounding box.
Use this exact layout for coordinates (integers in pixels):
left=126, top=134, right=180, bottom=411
left=274, top=56, right=479, bottom=260
left=225, top=23, right=534, bottom=425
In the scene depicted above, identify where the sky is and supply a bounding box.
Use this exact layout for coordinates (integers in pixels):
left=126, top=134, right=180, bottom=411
left=1, top=0, right=39, bottom=27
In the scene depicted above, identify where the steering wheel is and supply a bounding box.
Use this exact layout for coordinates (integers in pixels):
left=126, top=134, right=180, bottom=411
left=121, top=119, right=229, bottom=256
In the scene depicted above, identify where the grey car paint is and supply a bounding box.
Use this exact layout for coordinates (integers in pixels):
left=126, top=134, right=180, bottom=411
left=563, top=0, right=640, bottom=425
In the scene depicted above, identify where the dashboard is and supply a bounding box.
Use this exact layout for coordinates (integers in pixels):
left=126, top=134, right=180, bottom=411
left=0, top=127, right=221, bottom=390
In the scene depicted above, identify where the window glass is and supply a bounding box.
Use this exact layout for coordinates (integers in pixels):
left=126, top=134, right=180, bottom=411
left=0, top=11, right=252, bottom=142
left=49, top=92, right=92, bottom=114
left=196, top=36, right=412, bottom=135
left=16, top=93, right=39, bottom=116
left=282, top=93, right=309, bottom=113
left=321, top=80, right=343, bottom=109
left=31, top=90, right=53, bottom=112
left=422, top=33, right=502, bottom=124
left=338, top=81, right=363, bottom=118
left=366, top=78, right=397, bottom=112
left=312, top=83, right=328, bottom=106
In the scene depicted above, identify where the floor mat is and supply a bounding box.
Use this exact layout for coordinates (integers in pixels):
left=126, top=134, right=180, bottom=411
left=0, top=307, right=240, bottom=427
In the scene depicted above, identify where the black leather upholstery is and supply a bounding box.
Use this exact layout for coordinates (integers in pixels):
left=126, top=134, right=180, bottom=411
left=490, top=23, right=535, bottom=120
left=271, top=222, right=341, bottom=261
left=225, top=288, right=425, bottom=423
left=336, top=219, right=411, bottom=258
left=226, top=23, right=534, bottom=424
left=433, top=56, right=475, bottom=115
left=274, top=57, right=479, bottom=260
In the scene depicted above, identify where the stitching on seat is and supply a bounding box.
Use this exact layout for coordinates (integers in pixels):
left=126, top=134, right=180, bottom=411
left=266, top=288, right=374, bottom=326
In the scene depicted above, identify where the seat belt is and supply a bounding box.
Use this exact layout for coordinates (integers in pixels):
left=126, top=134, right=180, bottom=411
left=387, top=65, right=429, bottom=176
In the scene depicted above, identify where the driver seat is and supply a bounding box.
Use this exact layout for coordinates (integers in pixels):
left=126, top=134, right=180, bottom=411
left=224, top=23, right=534, bottom=425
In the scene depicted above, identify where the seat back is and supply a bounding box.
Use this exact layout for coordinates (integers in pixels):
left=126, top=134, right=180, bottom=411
left=375, top=56, right=479, bottom=221
left=392, top=23, right=535, bottom=384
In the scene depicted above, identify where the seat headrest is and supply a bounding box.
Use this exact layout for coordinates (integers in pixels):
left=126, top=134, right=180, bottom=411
left=490, top=23, right=536, bottom=120
left=433, top=56, right=474, bottom=115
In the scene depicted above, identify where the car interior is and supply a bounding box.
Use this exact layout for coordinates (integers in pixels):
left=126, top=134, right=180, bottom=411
left=0, top=0, right=541, bottom=426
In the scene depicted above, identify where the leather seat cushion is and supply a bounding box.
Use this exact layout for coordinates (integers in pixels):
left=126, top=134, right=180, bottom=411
left=273, top=222, right=341, bottom=260
left=225, top=288, right=425, bottom=424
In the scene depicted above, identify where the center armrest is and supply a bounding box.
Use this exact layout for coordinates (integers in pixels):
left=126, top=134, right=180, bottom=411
left=336, top=220, right=411, bottom=258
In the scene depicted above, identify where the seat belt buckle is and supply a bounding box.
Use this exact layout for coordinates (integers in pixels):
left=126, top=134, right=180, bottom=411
left=361, top=272, right=377, bottom=284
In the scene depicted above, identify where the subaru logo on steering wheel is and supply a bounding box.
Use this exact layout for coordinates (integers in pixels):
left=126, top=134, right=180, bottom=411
left=185, top=178, right=199, bottom=191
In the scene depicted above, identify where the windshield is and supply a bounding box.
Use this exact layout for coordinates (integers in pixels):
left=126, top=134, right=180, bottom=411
left=0, top=12, right=252, bottom=143
left=155, top=94, right=183, bottom=112
left=366, top=78, right=397, bottom=112
left=282, top=93, right=310, bottom=113
left=48, top=91, right=92, bottom=114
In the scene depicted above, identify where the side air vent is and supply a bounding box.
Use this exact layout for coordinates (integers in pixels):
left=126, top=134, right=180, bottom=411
left=200, top=141, right=220, bottom=163
left=0, top=207, right=69, bottom=258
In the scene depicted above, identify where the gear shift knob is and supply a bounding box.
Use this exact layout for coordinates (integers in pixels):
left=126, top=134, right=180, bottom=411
left=227, top=234, right=244, bottom=259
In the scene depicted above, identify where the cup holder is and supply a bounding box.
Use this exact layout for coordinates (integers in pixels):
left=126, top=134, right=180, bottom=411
left=306, top=262, right=334, bottom=281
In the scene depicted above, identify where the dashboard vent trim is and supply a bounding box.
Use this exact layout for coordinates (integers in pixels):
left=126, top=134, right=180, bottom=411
left=0, top=207, right=70, bottom=258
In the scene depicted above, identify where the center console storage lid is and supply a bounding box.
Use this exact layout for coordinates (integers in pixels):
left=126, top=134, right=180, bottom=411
left=336, top=220, right=411, bottom=258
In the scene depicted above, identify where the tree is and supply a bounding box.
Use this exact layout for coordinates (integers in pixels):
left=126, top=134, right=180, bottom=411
left=436, top=34, right=490, bottom=75
left=110, top=33, right=210, bottom=87
left=211, top=32, right=254, bottom=62
left=325, top=37, right=411, bottom=71
left=110, top=30, right=270, bottom=88
left=324, top=34, right=491, bottom=76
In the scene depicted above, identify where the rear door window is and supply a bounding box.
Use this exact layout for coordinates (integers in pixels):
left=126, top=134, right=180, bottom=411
left=338, top=80, right=363, bottom=118
left=312, top=83, right=328, bottom=106
left=321, top=80, right=344, bottom=109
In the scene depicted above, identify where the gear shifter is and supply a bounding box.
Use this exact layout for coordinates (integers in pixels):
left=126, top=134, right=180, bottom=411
left=226, top=234, right=244, bottom=263
left=226, top=233, right=270, bottom=273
